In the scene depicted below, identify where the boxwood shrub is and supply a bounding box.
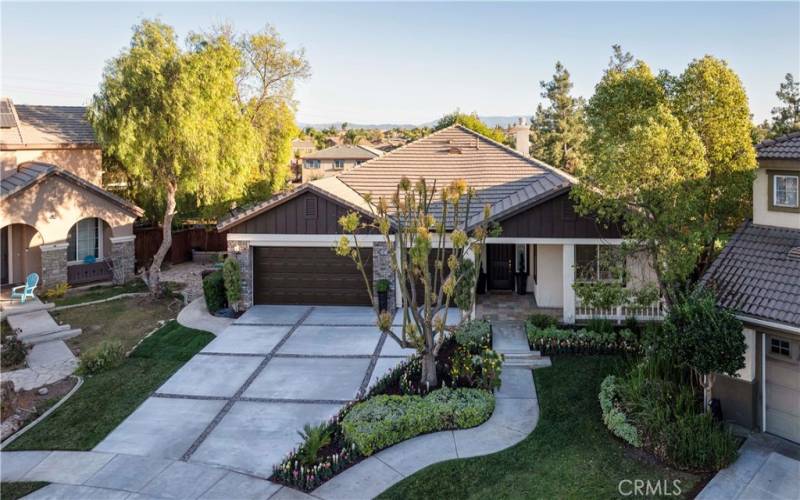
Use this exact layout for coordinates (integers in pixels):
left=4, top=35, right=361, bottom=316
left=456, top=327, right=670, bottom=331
left=342, top=387, right=494, bottom=456
left=202, top=270, right=226, bottom=314
left=527, top=324, right=641, bottom=355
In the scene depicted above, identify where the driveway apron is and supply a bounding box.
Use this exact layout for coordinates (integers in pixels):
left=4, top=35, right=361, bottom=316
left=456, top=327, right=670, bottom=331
left=94, top=305, right=410, bottom=478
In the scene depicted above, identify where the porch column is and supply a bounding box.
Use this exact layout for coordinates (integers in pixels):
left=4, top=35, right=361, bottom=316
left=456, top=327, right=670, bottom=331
left=562, top=244, right=576, bottom=324
left=40, top=242, right=68, bottom=289
left=372, top=241, right=395, bottom=314
left=109, top=235, right=136, bottom=284
left=228, top=239, right=252, bottom=310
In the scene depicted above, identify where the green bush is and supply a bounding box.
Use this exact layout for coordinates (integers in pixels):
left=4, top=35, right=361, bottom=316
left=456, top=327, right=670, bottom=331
left=586, top=318, right=614, bottom=335
left=454, top=320, right=491, bottom=353
left=376, top=279, right=390, bottom=293
left=342, top=387, right=494, bottom=455
left=77, top=340, right=125, bottom=375
left=449, top=347, right=503, bottom=391
left=527, top=313, right=557, bottom=329
left=599, top=375, right=641, bottom=447
left=296, top=422, right=332, bottom=466
left=453, top=258, right=476, bottom=311
left=1, top=334, right=27, bottom=368
left=222, top=259, right=241, bottom=311
left=202, top=270, right=226, bottom=313
left=527, top=324, right=640, bottom=355
left=664, top=412, right=738, bottom=471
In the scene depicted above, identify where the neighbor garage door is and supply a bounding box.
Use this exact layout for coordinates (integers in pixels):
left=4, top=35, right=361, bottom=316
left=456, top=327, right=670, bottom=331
left=253, top=246, right=373, bottom=305
left=765, top=333, right=800, bottom=444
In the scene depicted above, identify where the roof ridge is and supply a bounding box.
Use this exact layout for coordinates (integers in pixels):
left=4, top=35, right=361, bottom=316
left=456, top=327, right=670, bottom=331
left=342, top=124, right=460, bottom=173
left=756, top=130, right=800, bottom=149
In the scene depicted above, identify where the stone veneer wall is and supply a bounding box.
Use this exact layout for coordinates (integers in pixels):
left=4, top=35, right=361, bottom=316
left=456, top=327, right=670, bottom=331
left=228, top=240, right=253, bottom=309
left=372, top=241, right=396, bottom=313
left=40, top=245, right=68, bottom=289
left=110, top=240, right=136, bottom=284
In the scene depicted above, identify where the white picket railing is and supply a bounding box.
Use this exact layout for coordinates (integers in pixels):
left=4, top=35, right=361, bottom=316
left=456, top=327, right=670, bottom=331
left=575, top=298, right=666, bottom=322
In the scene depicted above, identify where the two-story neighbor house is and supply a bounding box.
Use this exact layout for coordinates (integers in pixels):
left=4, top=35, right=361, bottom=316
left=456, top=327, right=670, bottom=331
left=218, top=124, right=661, bottom=324
left=300, top=144, right=383, bottom=183
left=0, top=98, right=142, bottom=289
left=701, top=132, right=800, bottom=444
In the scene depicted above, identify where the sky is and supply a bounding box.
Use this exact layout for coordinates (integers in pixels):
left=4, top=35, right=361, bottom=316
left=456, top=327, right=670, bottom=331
left=2, top=1, right=799, bottom=125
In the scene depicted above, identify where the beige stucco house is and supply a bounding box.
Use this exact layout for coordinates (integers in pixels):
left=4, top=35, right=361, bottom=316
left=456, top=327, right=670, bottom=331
left=300, top=144, right=383, bottom=183
left=1, top=98, right=142, bottom=289
left=701, top=132, right=800, bottom=444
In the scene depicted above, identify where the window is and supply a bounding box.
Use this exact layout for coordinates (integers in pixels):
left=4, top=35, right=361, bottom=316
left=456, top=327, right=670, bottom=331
left=333, top=159, right=345, bottom=170
left=774, top=175, right=799, bottom=208
left=68, top=218, right=101, bottom=263
left=575, top=245, right=623, bottom=282
left=303, top=159, right=320, bottom=169
left=770, top=338, right=791, bottom=358
left=768, top=170, right=800, bottom=212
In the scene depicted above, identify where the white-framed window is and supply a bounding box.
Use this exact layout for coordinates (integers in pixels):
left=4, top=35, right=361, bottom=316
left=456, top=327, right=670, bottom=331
left=333, top=159, right=345, bottom=170
left=68, top=218, right=102, bottom=264
left=575, top=245, right=623, bottom=282
left=773, top=174, right=799, bottom=208
left=303, top=159, right=320, bottom=169
left=770, top=338, right=791, bottom=358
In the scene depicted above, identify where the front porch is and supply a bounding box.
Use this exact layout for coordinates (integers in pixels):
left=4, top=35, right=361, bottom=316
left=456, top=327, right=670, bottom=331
left=479, top=240, right=665, bottom=324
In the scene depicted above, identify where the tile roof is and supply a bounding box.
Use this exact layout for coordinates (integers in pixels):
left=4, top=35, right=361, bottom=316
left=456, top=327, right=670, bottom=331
left=0, top=100, right=96, bottom=147
left=338, top=124, right=575, bottom=227
left=756, top=132, right=800, bottom=160
left=1, top=162, right=143, bottom=216
left=699, top=220, right=800, bottom=328
left=302, top=144, right=382, bottom=160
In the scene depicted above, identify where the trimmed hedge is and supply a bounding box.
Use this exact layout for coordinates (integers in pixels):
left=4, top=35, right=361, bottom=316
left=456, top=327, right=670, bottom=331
left=342, top=387, right=494, bottom=456
left=527, top=324, right=641, bottom=355
left=599, top=375, right=641, bottom=447
left=202, top=270, right=226, bottom=313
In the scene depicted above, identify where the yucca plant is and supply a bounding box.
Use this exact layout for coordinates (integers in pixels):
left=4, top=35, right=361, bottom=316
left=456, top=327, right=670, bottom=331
left=296, top=422, right=332, bottom=466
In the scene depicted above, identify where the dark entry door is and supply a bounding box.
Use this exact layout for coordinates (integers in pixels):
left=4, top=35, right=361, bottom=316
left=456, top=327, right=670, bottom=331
left=252, top=246, right=373, bottom=305
left=488, top=244, right=515, bottom=291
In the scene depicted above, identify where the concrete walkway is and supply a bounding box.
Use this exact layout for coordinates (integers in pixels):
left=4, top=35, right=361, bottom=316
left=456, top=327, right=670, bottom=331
left=176, top=297, right=233, bottom=336
left=697, top=433, right=800, bottom=500
left=1, top=297, right=78, bottom=391
left=0, top=450, right=306, bottom=499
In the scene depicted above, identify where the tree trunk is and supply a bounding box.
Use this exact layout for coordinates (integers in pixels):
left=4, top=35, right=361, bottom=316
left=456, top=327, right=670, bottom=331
left=421, top=350, right=438, bottom=391
left=147, top=181, right=177, bottom=296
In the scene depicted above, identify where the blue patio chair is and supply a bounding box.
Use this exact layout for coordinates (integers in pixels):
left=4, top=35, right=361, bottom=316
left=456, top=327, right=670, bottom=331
left=11, top=273, right=39, bottom=304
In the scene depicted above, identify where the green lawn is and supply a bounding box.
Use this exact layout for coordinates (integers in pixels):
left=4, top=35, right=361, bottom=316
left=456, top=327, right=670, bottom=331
left=0, top=482, right=48, bottom=500
left=5, top=321, right=213, bottom=451
left=379, top=356, right=701, bottom=500
left=53, top=280, right=149, bottom=307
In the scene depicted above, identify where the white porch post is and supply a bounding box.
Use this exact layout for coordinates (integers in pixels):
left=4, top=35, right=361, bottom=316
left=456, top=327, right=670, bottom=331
left=562, top=244, right=576, bottom=324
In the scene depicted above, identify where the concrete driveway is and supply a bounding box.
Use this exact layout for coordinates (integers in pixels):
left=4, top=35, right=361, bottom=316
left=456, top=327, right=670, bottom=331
left=94, top=305, right=421, bottom=478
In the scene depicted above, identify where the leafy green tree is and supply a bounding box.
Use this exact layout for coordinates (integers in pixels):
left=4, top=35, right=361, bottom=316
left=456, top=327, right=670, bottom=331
left=671, top=56, right=757, bottom=277
left=435, top=111, right=507, bottom=143
left=659, top=291, right=745, bottom=409
left=769, top=73, right=800, bottom=137
left=575, top=55, right=708, bottom=301
left=531, top=62, right=588, bottom=173
left=89, top=20, right=260, bottom=294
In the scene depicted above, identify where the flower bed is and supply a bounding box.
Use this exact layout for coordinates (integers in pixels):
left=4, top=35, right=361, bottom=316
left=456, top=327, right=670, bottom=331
left=526, top=323, right=642, bottom=355
left=272, top=320, right=501, bottom=492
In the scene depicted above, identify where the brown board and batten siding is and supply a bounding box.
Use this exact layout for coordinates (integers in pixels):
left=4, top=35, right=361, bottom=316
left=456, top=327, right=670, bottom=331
left=498, top=191, right=622, bottom=239
left=226, top=191, right=367, bottom=235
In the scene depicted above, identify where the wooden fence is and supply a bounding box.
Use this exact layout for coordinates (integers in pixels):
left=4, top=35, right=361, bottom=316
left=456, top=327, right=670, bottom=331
left=134, top=226, right=227, bottom=269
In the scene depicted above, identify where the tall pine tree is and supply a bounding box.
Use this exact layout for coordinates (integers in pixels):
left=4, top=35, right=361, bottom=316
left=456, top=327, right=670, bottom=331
left=770, top=73, right=800, bottom=137
left=530, top=62, right=587, bottom=173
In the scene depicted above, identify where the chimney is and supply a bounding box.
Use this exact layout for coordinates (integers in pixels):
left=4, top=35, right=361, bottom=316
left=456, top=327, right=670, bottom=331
left=511, top=117, right=530, bottom=157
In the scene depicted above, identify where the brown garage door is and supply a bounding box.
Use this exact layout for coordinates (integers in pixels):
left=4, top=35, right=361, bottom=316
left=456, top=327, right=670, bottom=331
left=253, top=246, right=373, bottom=305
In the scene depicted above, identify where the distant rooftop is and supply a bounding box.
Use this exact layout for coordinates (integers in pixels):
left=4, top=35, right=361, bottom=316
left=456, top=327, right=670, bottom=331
left=302, top=144, right=383, bottom=160
left=0, top=98, right=96, bottom=148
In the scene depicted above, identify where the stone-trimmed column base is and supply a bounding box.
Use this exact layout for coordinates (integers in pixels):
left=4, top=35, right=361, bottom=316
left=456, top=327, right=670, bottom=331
left=372, top=241, right=396, bottom=314
left=110, top=235, right=136, bottom=285
left=40, top=242, right=68, bottom=289
left=228, top=239, right=252, bottom=309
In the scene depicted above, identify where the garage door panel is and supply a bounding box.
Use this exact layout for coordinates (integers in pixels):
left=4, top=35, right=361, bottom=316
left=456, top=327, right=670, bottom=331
left=765, top=345, right=800, bottom=444
left=253, top=246, right=372, bottom=306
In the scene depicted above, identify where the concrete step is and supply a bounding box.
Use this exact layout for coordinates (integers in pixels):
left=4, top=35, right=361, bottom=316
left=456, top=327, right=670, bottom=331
left=503, top=351, right=543, bottom=359
left=24, top=328, right=81, bottom=345
left=19, top=323, right=72, bottom=341
left=503, top=358, right=552, bottom=368
left=0, top=301, right=54, bottom=320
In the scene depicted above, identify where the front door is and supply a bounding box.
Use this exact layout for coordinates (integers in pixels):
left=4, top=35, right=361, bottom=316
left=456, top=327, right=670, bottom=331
left=488, top=244, right=515, bottom=291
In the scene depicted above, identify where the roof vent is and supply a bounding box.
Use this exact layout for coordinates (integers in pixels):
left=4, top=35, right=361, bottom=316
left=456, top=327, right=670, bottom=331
left=788, top=246, right=800, bottom=260
left=304, top=196, right=318, bottom=219
left=447, top=146, right=462, bottom=154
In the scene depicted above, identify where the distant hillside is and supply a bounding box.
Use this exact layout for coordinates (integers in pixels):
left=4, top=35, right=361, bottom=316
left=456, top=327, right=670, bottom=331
left=298, top=115, right=528, bottom=131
